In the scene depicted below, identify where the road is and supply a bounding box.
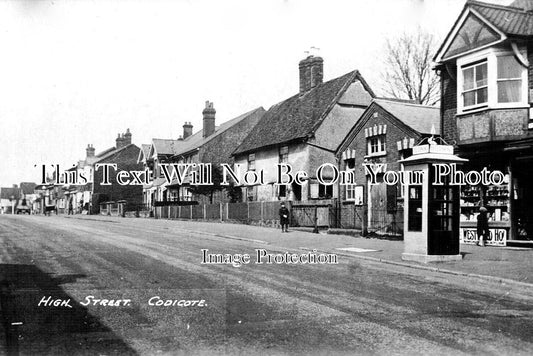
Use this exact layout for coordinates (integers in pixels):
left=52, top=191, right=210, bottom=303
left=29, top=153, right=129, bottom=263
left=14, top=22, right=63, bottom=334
left=0, top=214, right=532, bottom=355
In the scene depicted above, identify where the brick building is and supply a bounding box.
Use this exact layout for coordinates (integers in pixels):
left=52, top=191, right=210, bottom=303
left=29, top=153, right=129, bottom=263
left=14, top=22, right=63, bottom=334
left=167, top=102, right=265, bottom=204
left=232, top=55, right=375, bottom=201
left=336, top=99, right=439, bottom=233
left=91, top=132, right=143, bottom=214
left=434, top=0, right=533, bottom=244
left=141, top=103, right=265, bottom=207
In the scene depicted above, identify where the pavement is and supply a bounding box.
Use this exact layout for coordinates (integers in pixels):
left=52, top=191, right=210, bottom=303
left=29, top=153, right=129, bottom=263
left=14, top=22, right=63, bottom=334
left=65, top=214, right=533, bottom=288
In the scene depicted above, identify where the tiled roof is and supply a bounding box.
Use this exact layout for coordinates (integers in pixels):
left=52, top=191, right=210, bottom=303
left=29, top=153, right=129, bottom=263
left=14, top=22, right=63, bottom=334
left=19, top=182, right=37, bottom=195
left=233, top=70, right=373, bottom=155
left=174, top=107, right=265, bottom=157
left=151, top=139, right=185, bottom=156
left=0, top=187, right=21, bottom=200
left=468, top=0, right=533, bottom=36
left=94, top=144, right=138, bottom=163
left=374, top=99, right=440, bottom=135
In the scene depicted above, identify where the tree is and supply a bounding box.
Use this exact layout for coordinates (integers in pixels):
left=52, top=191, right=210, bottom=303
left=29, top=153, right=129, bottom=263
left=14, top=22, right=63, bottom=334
left=381, top=29, right=440, bottom=106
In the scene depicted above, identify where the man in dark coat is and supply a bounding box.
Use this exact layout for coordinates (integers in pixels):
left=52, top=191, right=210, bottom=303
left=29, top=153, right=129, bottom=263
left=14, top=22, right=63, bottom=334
left=279, top=202, right=290, bottom=233
left=477, top=206, right=489, bottom=247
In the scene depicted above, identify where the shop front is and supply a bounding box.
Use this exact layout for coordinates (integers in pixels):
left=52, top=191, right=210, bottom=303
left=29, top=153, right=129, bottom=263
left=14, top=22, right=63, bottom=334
left=457, top=143, right=533, bottom=246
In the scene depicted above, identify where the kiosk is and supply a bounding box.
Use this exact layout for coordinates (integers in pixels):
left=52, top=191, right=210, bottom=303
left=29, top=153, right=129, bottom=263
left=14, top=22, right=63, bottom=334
left=400, top=140, right=468, bottom=263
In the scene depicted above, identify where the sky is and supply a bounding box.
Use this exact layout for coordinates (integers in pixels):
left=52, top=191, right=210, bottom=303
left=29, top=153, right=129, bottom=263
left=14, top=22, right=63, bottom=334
left=0, top=0, right=511, bottom=186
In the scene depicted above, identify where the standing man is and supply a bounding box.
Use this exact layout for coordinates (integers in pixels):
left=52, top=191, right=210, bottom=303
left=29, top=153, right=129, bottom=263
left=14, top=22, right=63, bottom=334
left=477, top=206, right=489, bottom=247
left=279, top=202, right=290, bottom=233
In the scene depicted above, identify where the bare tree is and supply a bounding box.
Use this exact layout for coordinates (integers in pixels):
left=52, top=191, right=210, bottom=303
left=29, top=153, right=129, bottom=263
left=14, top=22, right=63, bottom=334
left=381, top=30, right=440, bottom=106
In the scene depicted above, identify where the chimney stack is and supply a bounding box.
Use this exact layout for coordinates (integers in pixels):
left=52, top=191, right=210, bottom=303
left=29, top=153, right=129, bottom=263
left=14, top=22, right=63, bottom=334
left=299, top=54, right=323, bottom=93
left=202, top=101, right=216, bottom=138
left=116, top=133, right=124, bottom=149
left=115, top=130, right=132, bottom=149
left=183, top=122, right=193, bottom=139
left=123, top=128, right=132, bottom=145
left=86, top=144, right=95, bottom=158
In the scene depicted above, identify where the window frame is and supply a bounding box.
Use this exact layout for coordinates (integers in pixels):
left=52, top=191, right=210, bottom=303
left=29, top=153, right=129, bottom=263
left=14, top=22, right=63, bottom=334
left=461, top=60, right=488, bottom=110
left=248, top=153, right=256, bottom=171
left=279, top=146, right=288, bottom=164
left=456, top=46, right=528, bottom=115
left=366, top=135, right=386, bottom=157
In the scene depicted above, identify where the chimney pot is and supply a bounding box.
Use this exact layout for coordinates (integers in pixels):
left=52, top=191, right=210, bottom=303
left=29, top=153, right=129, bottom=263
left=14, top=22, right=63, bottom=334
left=123, top=128, right=132, bottom=145
left=86, top=144, right=95, bottom=158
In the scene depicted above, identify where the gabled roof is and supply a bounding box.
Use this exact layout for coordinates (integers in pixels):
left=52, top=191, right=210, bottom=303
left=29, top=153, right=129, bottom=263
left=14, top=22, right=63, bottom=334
left=337, top=99, right=440, bottom=155
left=150, top=139, right=184, bottom=157
left=173, top=107, right=265, bottom=157
left=137, top=144, right=151, bottom=163
left=435, top=0, right=533, bottom=63
left=470, top=1, right=533, bottom=36
left=233, top=70, right=374, bottom=155
left=373, top=99, right=440, bottom=135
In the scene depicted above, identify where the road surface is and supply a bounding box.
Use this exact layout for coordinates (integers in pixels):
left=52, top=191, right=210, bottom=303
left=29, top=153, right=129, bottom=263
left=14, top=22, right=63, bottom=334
left=0, top=214, right=532, bottom=355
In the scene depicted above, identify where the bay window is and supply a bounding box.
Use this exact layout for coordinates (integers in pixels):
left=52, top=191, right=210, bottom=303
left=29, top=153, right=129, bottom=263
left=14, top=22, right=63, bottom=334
left=462, top=61, right=487, bottom=107
left=497, top=55, right=522, bottom=103
left=457, top=47, right=527, bottom=113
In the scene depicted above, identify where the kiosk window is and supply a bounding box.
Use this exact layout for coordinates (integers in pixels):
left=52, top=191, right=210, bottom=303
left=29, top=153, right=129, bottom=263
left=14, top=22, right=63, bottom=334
left=408, top=186, right=422, bottom=231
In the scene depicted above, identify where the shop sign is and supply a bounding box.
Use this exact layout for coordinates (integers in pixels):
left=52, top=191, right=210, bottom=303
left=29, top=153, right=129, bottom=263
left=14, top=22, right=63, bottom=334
left=460, top=228, right=507, bottom=246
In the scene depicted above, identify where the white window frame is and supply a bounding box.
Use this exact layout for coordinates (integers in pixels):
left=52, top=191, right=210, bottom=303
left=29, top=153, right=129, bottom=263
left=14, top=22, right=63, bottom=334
left=346, top=185, right=356, bottom=201
left=457, top=46, right=528, bottom=115
left=366, top=135, right=386, bottom=157
left=461, top=61, right=488, bottom=110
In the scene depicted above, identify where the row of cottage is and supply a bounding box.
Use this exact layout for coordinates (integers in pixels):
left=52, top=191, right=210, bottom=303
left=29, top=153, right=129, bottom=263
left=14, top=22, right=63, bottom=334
left=5, top=0, right=533, bottom=243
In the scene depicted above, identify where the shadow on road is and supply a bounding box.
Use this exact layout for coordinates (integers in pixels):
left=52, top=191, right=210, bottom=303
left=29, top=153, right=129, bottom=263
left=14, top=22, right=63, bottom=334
left=0, top=264, right=137, bottom=355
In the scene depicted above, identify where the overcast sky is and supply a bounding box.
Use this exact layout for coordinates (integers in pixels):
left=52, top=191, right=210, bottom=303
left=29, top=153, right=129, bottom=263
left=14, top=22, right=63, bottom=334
left=0, top=0, right=510, bottom=186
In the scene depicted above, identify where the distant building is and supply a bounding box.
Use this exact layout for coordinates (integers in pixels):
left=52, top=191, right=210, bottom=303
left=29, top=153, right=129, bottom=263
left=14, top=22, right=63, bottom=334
left=61, top=133, right=130, bottom=214
left=168, top=102, right=265, bottom=204
left=0, top=185, right=21, bottom=214
left=141, top=103, right=265, bottom=207
left=233, top=55, right=375, bottom=201
left=92, top=132, right=143, bottom=214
